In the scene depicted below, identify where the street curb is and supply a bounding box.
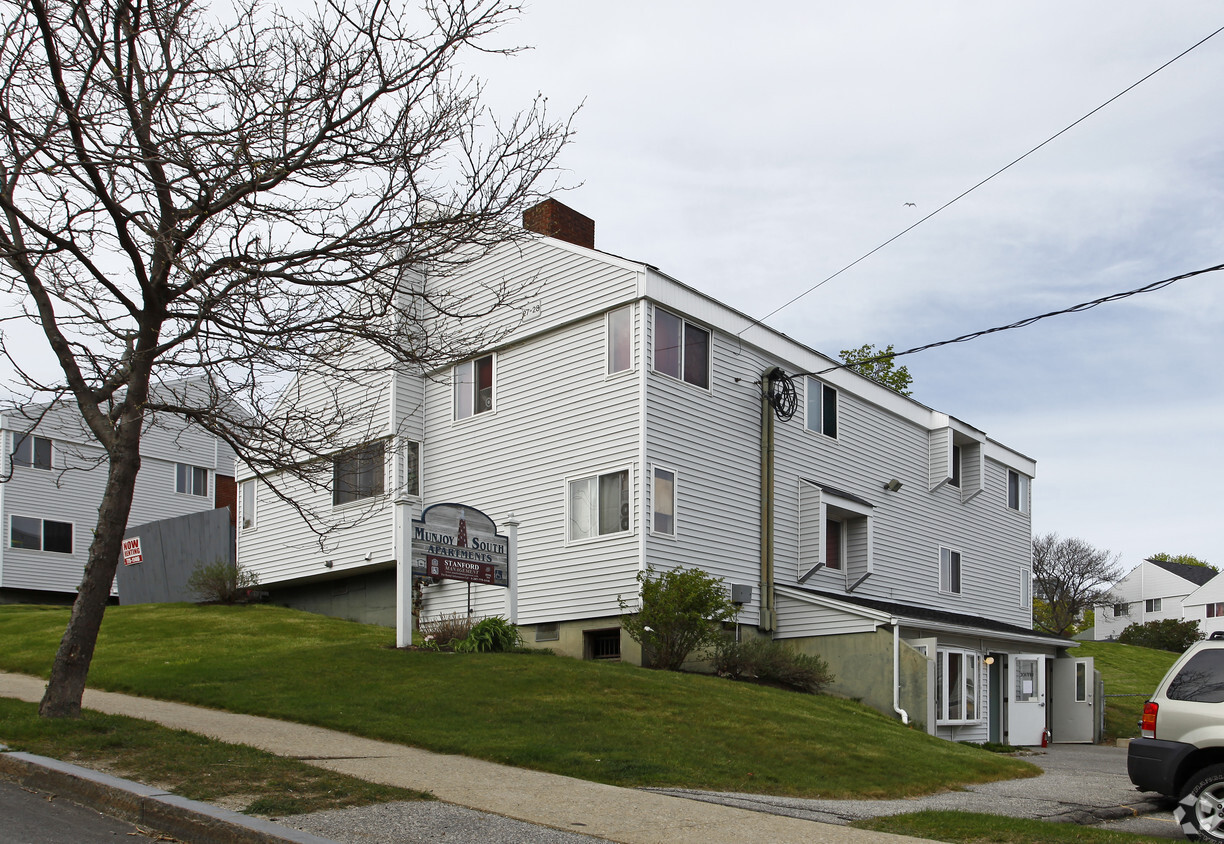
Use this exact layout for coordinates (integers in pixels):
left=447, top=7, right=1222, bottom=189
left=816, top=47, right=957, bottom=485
left=0, top=750, right=337, bottom=844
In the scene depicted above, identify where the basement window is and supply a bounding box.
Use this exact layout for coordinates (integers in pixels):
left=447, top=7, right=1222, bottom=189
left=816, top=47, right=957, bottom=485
left=584, top=628, right=621, bottom=661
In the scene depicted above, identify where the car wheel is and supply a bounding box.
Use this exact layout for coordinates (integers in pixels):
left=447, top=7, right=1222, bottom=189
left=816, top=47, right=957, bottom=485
left=1177, top=764, right=1224, bottom=841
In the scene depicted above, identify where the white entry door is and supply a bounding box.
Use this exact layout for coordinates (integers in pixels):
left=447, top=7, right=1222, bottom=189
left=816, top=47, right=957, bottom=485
left=1051, top=657, right=1095, bottom=743
left=1009, top=653, right=1046, bottom=745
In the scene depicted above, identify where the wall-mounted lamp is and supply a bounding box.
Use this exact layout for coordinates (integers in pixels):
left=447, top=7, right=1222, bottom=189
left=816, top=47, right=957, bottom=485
left=984, top=656, right=995, bottom=665
left=364, top=551, right=374, bottom=561
left=883, top=479, right=903, bottom=492
left=323, top=560, right=334, bottom=569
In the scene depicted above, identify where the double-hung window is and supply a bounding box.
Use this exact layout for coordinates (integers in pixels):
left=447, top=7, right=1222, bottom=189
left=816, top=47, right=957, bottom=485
left=1007, top=470, right=1029, bottom=512
left=569, top=469, right=629, bottom=541
left=935, top=649, right=980, bottom=724
left=454, top=354, right=494, bottom=419
left=11, top=433, right=52, bottom=470
left=652, top=466, right=675, bottom=536
left=333, top=441, right=385, bottom=506
left=653, top=309, right=709, bottom=389
left=939, top=546, right=961, bottom=594
left=805, top=378, right=838, bottom=438
left=1146, top=598, right=1162, bottom=613
left=1114, top=602, right=1130, bottom=618
left=1020, top=567, right=1032, bottom=608
left=10, top=515, right=73, bottom=553
left=176, top=464, right=209, bottom=497
left=608, top=306, right=633, bottom=374
left=240, top=480, right=256, bottom=530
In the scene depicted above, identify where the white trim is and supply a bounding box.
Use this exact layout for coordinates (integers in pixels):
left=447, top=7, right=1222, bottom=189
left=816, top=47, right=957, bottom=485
left=939, top=545, right=962, bottom=595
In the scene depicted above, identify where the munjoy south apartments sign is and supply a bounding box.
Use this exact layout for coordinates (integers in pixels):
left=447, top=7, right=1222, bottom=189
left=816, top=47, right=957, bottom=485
left=411, top=503, right=509, bottom=587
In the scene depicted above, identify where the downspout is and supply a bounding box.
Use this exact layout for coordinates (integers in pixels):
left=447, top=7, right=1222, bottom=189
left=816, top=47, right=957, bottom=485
left=758, top=368, right=777, bottom=632
left=893, top=621, right=910, bottom=725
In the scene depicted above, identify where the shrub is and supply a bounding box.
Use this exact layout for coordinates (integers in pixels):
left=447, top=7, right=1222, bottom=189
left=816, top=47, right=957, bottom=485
left=1118, top=618, right=1204, bottom=653
left=418, top=612, right=474, bottom=645
left=186, top=558, right=260, bottom=604
left=619, top=565, right=739, bottom=671
left=711, top=636, right=835, bottom=694
left=453, top=616, right=522, bottom=653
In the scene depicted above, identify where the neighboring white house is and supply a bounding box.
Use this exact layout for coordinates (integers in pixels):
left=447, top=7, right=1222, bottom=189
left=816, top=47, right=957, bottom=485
left=1173, top=570, right=1224, bottom=639
left=1, top=385, right=237, bottom=602
left=1092, top=558, right=1217, bottom=641
left=238, top=198, right=1092, bottom=745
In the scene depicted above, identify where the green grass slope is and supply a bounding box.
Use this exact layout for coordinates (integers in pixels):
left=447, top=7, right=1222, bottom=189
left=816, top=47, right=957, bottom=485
left=0, top=603, right=1037, bottom=797
left=1075, top=640, right=1180, bottom=741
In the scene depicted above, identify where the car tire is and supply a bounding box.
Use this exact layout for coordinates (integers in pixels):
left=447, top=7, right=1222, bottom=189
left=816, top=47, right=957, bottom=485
left=1177, top=764, right=1224, bottom=841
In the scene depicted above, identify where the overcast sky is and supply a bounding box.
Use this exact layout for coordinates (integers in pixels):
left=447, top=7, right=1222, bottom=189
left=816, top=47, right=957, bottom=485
left=4, top=2, right=1219, bottom=577
left=468, top=1, right=1224, bottom=573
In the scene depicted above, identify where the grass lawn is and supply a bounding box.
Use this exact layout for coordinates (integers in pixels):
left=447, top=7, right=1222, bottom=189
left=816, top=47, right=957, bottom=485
left=853, top=810, right=1174, bottom=843
left=0, top=696, right=428, bottom=815
left=1075, top=641, right=1179, bottom=741
left=0, top=603, right=1038, bottom=798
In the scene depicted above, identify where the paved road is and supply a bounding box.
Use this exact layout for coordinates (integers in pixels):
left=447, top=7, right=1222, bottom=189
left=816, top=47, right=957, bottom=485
left=0, top=778, right=162, bottom=844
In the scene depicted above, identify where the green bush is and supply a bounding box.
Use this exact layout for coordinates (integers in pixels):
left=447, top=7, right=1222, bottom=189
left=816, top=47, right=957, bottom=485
left=186, top=558, right=260, bottom=604
left=619, top=565, right=740, bottom=670
left=711, top=635, right=835, bottom=694
left=453, top=616, right=522, bottom=653
left=1118, top=618, right=1204, bottom=652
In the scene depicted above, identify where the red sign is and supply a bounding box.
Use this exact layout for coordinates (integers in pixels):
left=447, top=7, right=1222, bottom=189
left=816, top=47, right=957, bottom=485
left=122, top=537, right=143, bottom=566
left=425, top=554, right=504, bottom=586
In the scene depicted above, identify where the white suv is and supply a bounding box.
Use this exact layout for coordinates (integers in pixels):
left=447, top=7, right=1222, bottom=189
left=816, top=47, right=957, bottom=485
left=1128, top=633, right=1224, bottom=841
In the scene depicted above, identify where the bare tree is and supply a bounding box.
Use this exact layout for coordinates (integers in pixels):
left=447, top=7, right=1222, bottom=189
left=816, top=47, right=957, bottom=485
left=1031, top=533, right=1123, bottom=637
left=0, top=0, right=572, bottom=717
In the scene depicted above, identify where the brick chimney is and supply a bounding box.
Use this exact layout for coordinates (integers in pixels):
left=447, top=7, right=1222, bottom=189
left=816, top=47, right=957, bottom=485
left=522, top=198, right=595, bottom=249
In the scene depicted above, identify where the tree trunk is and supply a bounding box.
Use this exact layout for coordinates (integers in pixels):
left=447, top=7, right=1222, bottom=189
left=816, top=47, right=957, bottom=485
left=38, top=441, right=141, bottom=718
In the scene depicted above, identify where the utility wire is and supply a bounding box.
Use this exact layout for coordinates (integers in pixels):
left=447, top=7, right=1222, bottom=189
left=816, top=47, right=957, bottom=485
left=741, top=22, right=1224, bottom=335
left=802, top=263, right=1224, bottom=377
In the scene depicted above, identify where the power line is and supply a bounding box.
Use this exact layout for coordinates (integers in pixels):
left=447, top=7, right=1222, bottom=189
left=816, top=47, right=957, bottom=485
left=741, top=21, right=1224, bottom=335
left=804, top=263, right=1224, bottom=377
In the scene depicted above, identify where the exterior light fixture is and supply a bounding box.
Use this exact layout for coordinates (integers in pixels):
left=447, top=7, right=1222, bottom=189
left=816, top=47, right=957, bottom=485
left=884, top=479, right=903, bottom=492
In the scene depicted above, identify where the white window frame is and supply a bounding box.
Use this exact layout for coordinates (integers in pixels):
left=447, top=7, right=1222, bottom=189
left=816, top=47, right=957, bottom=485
left=332, top=440, right=386, bottom=507
left=935, top=648, right=982, bottom=725
left=566, top=468, right=631, bottom=543
left=1007, top=469, right=1029, bottom=513
left=651, top=464, right=676, bottom=537
left=607, top=305, right=634, bottom=375
left=949, top=444, right=962, bottom=488
left=9, top=514, right=74, bottom=554
left=454, top=354, right=495, bottom=420
left=939, top=546, right=962, bottom=595
left=240, top=479, right=256, bottom=530
left=176, top=463, right=209, bottom=497
left=1114, top=602, right=1130, bottom=617
left=652, top=308, right=710, bottom=389
left=11, top=433, right=53, bottom=470
left=1146, top=597, right=1162, bottom=613
left=401, top=440, right=421, bottom=498
left=804, top=377, right=838, bottom=439
left=1020, top=566, right=1032, bottom=609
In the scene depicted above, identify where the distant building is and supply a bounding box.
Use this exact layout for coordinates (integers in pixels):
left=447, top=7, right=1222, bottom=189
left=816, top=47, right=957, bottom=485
left=1092, top=558, right=1217, bottom=641
left=239, top=199, right=1092, bottom=745
left=1, top=383, right=236, bottom=603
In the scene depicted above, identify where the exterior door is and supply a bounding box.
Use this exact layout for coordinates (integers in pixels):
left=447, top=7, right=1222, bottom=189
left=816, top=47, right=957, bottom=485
left=1009, top=653, right=1046, bottom=745
left=1051, top=657, right=1095, bottom=743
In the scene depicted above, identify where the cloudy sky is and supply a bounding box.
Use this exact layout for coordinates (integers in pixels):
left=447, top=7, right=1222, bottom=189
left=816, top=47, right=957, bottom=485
left=468, top=1, right=1224, bottom=573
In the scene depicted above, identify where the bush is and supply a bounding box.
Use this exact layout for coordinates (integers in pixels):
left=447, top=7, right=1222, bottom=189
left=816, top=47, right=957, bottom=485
left=186, top=558, right=260, bottom=604
left=453, top=616, right=522, bottom=653
left=619, top=565, right=740, bottom=670
left=1118, top=618, right=1204, bottom=653
left=711, top=636, right=835, bottom=694
left=418, top=612, right=474, bottom=646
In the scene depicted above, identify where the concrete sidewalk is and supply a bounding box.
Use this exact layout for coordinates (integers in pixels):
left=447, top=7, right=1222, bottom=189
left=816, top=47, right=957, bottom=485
left=0, top=672, right=925, bottom=844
